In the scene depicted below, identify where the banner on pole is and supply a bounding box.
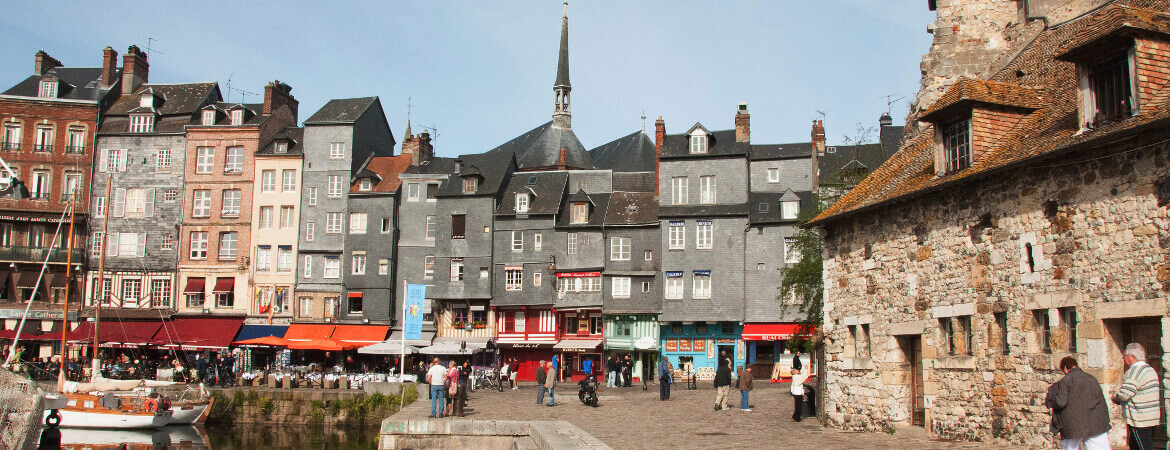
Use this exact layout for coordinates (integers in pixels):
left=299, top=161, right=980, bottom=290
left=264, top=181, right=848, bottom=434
left=404, top=284, right=426, bottom=341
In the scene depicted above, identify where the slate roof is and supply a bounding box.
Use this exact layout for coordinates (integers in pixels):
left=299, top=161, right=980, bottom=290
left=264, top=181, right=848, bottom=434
left=100, top=82, right=221, bottom=133
left=810, top=2, right=1170, bottom=226
left=555, top=8, right=571, bottom=88
left=436, top=152, right=516, bottom=197
left=3, top=67, right=117, bottom=102
left=495, top=171, right=568, bottom=216
left=352, top=154, right=413, bottom=193
left=658, top=128, right=747, bottom=159
left=748, top=191, right=815, bottom=225
left=486, top=121, right=593, bottom=170
left=611, top=172, right=656, bottom=193
left=750, top=142, right=814, bottom=160
left=304, top=97, right=378, bottom=124
left=588, top=131, right=655, bottom=172
left=401, top=156, right=458, bottom=176
left=257, top=126, right=304, bottom=156
left=556, top=191, right=610, bottom=227
left=603, top=192, right=659, bottom=225
left=195, top=102, right=265, bottom=126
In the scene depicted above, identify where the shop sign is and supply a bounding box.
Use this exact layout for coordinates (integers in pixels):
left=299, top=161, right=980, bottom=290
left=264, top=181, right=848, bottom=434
left=512, top=343, right=542, bottom=348
left=634, top=336, right=656, bottom=349
left=664, top=339, right=677, bottom=352
left=0, top=309, right=77, bottom=320
left=0, top=215, right=63, bottom=224
left=679, top=339, right=691, bottom=351
left=716, top=338, right=735, bottom=344
left=693, top=338, right=705, bottom=352
left=561, top=347, right=590, bottom=352
left=706, top=341, right=716, bottom=359
left=556, top=272, right=601, bottom=278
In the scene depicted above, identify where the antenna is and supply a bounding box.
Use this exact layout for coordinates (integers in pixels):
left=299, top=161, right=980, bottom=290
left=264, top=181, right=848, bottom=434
left=405, top=96, right=413, bottom=124
left=814, top=110, right=827, bottom=122
left=224, top=73, right=258, bottom=103
left=641, top=111, right=646, bottom=132
left=146, top=37, right=165, bottom=56
left=419, top=124, right=439, bottom=142
left=881, top=94, right=905, bottom=114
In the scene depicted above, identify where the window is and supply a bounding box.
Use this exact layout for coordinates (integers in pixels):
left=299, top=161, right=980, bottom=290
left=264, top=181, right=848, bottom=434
left=472, top=308, right=487, bottom=324
left=129, top=114, right=154, bottom=133
left=305, top=222, right=315, bottom=241
left=258, top=206, right=274, bottom=228
left=359, top=178, right=371, bottom=191
left=160, top=234, right=174, bottom=251
left=699, top=176, right=716, bottom=204
left=261, top=170, right=276, bottom=192
left=644, top=250, right=653, bottom=261
left=1059, top=307, right=1078, bottom=353
left=612, top=277, right=631, bottom=298
left=1087, top=53, right=1134, bottom=122
left=689, top=134, right=707, bottom=153
left=781, top=200, right=799, bottom=220
left=450, top=258, right=464, bottom=281
left=61, top=173, right=81, bottom=202
left=150, top=279, right=171, bottom=308
left=692, top=272, right=712, bottom=299
left=91, top=232, right=104, bottom=257
left=665, top=273, right=683, bottom=299
left=957, top=316, right=972, bottom=355
left=329, top=142, right=344, bottom=160
left=326, top=213, right=343, bottom=234
left=513, top=311, right=526, bottom=332
left=511, top=231, right=523, bottom=252
left=216, top=289, right=234, bottom=308
left=275, top=141, right=288, bottom=153
left=230, top=109, right=244, bottom=126
left=423, top=255, right=434, bottom=279
left=163, top=189, right=178, bottom=203
left=189, top=232, right=208, bottom=259
left=224, top=147, right=243, bottom=173
left=327, top=175, right=342, bottom=198
left=767, top=167, right=780, bottom=183
left=506, top=269, right=523, bottom=291
left=256, top=245, right=272, bottom=271
left=325, top=297, right=338, bottom=318
left=352, top=254, right=366, bottom=275
left=567, top=233, right=578, bottom=254
left=119, top=188, right=149, bottom=217
left=121, top=279, right=142, bottom=305
left=858, top=324, right=871, bottom=358
left=452, top=214, right=466, bottom=239
left=407, top=183, right=421, bottom=202
left=29, top=170, right=49, bottom=199
left=277, top=246, right=292, bottom=272
left=695, top=221, right=713, bottom=249
left=642, top=281, right=651, bottom=293
left=65, top=128, right=84, bottom=153
left=426, top=184, right=437, bottom=201
left=348, top=295, right=363, bottom=314
left=610, top=237, right=630, bottom=260
left=378, top=259, right=389, bottom=275
left=785, top=238, right=800, bottom=263
left=668, top=222, right=685, bottom=250
left=221, top=190, right=241, bottom=216
left=155, top=149, right=171, bottom=171
left=463, top=177, right=478, bottom=194
left=381, top=218, right=391, bottom=234
left=29, top=225, right=44, bottom=248
left=323, top=256, right=340, bottom=278
left=514, top=194, right=529, bottom=213
left=195, top=147, right=214, bottom=174
left=349, top=212, right=367, bottom=234
left=302, top=255, right=312, bottom=278
left=34, top=126, right=53, bottom=152
left=280, top=206, right=294, bottom=229
left=480, top=267, right=489, bottom=279
left=218, top=232, right=238, bottom=260
left=425, top=215, right=436, bottom=239
left=192, top=190, right=212, bottom=217
left=299, top=297, right=312, bottom=317
left=452, top=307, right=468, bottom=324
left=1, top=123, right=19, bottom=150
left=39, top=80, right=57, bottom=98
left=671, top=177, right=688, bottom=205
left=942, top=119, right=971, bottom=173
left=201, top=110, right=215, bottom=125
left=533, top=272, right=542, bottom=286
left=308, top=187, right=317, bottom=205
left=186, top=289, right=205, bottom=308
left=571, top=202, right=588, bottom=223
left=994, top=312, right=1009, bottom=355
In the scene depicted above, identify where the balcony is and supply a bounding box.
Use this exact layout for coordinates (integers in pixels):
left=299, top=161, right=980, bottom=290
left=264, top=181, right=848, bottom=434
left=32, top=144, right=53, bottom=153
left=0, top=142, right=20, bottom=151
left=64, top=145, right=84, bottom=154
left=0, top=246, right=86, bottom=264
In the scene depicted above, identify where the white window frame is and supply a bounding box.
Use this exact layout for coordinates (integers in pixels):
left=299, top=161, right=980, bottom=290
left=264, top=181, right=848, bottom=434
left=129, top=114, right=154, bottom=133
left=256, top=245, right=272, bottom=271
left=378, top=259, right=389, bottom=275
left=359, top=178, right=372, bottom=191
left=352, top=254, right=366, bottom=275
left=305, top=222, right=315, bottom=241
left=192, top=190, right=211, bottom=217
left=261, top=170, right=276, bottom=192
left=514, top=193, right=529, bottom=213
left=230, top=109, right=244, bottom=126
left=449, top=258, right=464, bottom=281
left=424, top=255, right=434, bottom=279
left=307, top=187, right=318, bottom=205
left=327, top=175, right=343, bottom=198
left=221, top=189, right=242, bottom=217
left=323, top=256, right=340, bottom=279
left=689, top=134, right=707, bottom=153
left=699, top=175, right=716, bottom=204
left=303, top=255, right=313, bottom=278
left=567, top=232, right=578, bottom=254
left=612, top=277, right=631, bottom=298
left=505, top=269, right=523, bottom=291
left=277, top=246, right=293, bottom=272
left=224, top=147, right=244, bottom=173
left=785, top=238, right=801, bottom=264
left=281, top=170, right=296, bottom=192
left=781, top=200, right=800, bottom=220
left=280, top=206, right=294, bottom=229
left=767, top=167, right=780, bottom=183
left=511, top=231, right=523, bottom=252
left=329, top=142, right=344, bottom=160
left=195, top=147, right=214, bottom=174
left=201, top=110, right=215, bottom=125
left=160, top=233, right=174, bottom=251
left=258, top=206, right=273, bottom=228
left=609, top=237, right=630, bottom=261
left=534, top=232, right=542, bottom=251
left=696, top=221, right=713, bottom=250
left=671, top=177, right=688, bottom=205
left=692, top=272, right=711, bottom=299
left=39, top=80, right=57, bottom=98
left=189, top=232, right=208, bottom=259
left=326, top=212, right=343, bottom=234
left=668, top=223, right=685, bottom=250
left=155, top=149, right=171, bottom=171
left=218, top=232, right=238, bottom=260
left=407, top=183, right=421, bottom=202
left=349, top=212, right=367, bottom=234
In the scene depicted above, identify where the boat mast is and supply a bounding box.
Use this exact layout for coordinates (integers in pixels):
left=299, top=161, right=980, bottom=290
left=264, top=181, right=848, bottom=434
left=91, top=176, right=111, bottom=380
left=57, top=194, right=76, bottom=392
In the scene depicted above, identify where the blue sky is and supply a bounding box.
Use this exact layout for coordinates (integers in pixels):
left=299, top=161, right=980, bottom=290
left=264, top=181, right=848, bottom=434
left=0, top=1, right=935, bottom=156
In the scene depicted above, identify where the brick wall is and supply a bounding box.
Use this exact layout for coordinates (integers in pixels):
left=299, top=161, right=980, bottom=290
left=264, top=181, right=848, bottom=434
left=970, top=106, right=1028, bottom=161
left=1135, top=37, right=1170, bottom=107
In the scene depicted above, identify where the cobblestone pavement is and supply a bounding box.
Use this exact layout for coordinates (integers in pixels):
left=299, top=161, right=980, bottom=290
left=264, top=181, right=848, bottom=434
left=419, top=381, right=1011, bottom=449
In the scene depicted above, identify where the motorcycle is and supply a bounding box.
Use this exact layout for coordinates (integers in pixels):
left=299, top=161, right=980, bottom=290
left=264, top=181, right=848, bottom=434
left=578, top=374, right=599, bottom=407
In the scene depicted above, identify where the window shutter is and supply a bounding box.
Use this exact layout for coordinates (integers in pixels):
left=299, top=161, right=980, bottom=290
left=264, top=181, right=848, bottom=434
left=143, top=189, right=155, bottom=217
left=137, top=233, right=147, bottom=257
left=117, top=149, right=128, bottom=172
left=106, top=232, right=119, bottom=257
left=112, top=188, right=126, bottom=217
left=98, top=149, right=108, bottom=173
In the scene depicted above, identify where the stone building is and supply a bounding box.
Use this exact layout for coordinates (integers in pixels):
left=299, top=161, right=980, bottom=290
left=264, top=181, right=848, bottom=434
left=808, top=1, right=1170, bottom=446
left=249, top=126, right=303, bottom=322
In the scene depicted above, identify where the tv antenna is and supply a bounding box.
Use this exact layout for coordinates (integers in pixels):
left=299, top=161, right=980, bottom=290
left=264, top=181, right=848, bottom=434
left=814, top=110, right=827, bottom=122
left=146, top=37, right=165, bottom=57
left=641, top=111, right=646, bottom=132
left=419, top=124, right=439, bottom=142
left=225, top=73, right=257, bottom=103
left=881, top=94, right=905, bottom=114
left=405, top=96, right=413, bottom=124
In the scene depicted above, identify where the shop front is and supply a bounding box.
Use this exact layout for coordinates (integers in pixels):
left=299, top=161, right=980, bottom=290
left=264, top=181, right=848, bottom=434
left=553, top=338, right=602, bottom=382
left=604, top=314, right=660, bottom=384
left=495, top=306, right=558, bottom=381
left=742, top=323, right=803, bottom=380
left=660, top=321, right=745, bottom=381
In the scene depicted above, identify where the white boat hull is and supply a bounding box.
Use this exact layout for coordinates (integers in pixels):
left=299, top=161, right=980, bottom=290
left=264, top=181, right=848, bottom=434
left=46, top=408, right=171, bottom=429
left=167, top=403, right=210, bottom=424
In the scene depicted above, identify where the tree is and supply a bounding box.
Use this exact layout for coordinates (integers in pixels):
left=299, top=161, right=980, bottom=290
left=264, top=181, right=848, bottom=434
left=778, top=196, right=825, bottom=352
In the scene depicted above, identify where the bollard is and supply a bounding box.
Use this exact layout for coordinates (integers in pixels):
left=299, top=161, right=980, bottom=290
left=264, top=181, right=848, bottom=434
left=38, top=409, right=61, bottom=449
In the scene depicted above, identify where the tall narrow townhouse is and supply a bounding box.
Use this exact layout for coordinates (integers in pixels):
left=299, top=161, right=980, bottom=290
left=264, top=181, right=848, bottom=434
left=0, top=47, right=120, bottom=357
left=178, top=81, right=298, bottom=318
left=346, top=153, right=411, bottom=325
left=249, top=126, right=303, bottom=323
left=294, top=97, right=394, bottom=324
left=89, top=78, right=221, bottom=321
left=655, top=108, right=752, bottom=377
left=428, top=152, right=513, bottom=354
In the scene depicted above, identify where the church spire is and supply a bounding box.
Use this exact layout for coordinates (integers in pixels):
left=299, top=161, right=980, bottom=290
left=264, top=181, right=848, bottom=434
left=552, top=1, right=572, bottom=129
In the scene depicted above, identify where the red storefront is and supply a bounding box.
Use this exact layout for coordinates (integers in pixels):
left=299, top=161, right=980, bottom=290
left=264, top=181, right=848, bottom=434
left=495, top=306, right=557, bottom=382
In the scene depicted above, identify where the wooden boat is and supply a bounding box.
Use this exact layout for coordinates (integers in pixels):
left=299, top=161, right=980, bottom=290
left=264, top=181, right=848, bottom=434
left=44, top=392, right=171, bottom=429
left=167, top=396, right=213, bottom=425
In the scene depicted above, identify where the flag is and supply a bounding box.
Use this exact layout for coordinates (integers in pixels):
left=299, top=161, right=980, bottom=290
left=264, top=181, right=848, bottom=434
left=404, top=284, right=426, bottom=341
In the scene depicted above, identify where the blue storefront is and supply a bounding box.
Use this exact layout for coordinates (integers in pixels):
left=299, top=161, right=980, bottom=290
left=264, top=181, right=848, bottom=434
left=659, top=321, right=745, bottom=380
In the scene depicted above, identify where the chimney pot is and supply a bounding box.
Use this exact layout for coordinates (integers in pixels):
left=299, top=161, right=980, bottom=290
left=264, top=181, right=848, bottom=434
left=734, top=102, right=750, bottom=143
left=100, top=46, right=118, bottom=88
left=34, top=50, right=62, bottom=76
left=263, top=80, right=299, bottom=119
left=121, top=45, right=149, bottom=95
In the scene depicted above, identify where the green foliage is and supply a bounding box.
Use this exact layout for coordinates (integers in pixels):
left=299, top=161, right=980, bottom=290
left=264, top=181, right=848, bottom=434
left=257, top=395, right=275, bottom=418
left=777, top=193, right=827, bottom=345
left=245, top=389, right=259, bottom=403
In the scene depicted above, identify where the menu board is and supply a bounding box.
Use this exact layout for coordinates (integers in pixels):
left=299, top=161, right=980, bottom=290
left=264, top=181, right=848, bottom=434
left=664, top=339, right=678, bottom=352
left=693, top=338, right=706, bottom=352
left=679, top=339, right=692, bottom=352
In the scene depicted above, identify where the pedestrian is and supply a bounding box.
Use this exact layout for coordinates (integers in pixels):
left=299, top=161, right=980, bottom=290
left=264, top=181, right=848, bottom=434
left=500, top=359, right=510, bottom=389
left=792, top=349, right=802, bottom=374
left=607, top=356, right=618, bottom=388
left=791, top=367, right=807, bottom=421
left=1045, top=356, right=1109, bottom=450
left=416, top=361, right=427, bottom=386
left=425, top=358, right=448, bottom=418
left=713, top=359, right=732, bottom=411
left=536, top=360, right=547, bottom=405
left=658, top=355, right=673, bottom=401
left=1113, top=343, right=1160, bottom=450
left=454, top=361, right=470, bottom=417
left=582, top=357, right=593, bottom=377
left=445, top=361, right=459, bottom=416
left=622, top=355, right=633, bottom=387
left=738, top=366, right=754, bottom=411
left=551, top=355, right=559, bottom=381
left=196, top=354, right=207, bottom=384
left=510, top=358, right=519, bottom=390
left=544, top=361, right=558, bottom=406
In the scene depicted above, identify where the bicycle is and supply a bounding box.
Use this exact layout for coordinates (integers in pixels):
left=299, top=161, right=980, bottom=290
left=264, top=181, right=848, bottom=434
left=473, top=367, right=502, bottom=391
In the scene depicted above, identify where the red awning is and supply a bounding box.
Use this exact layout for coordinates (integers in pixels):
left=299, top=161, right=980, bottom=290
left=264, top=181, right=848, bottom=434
left=286, top=339, right=357, bottom=351
left=331, top=325, right=388, bottom=345
left=183, top=278, right=205, bottom=294
left=742, top=323, right=802, bottom=341
left=283, top=324, right=335, bottom=341
left=347, top=292, right=363, bottom=298
left=63, top=322, right=94, bottom=343
left=66, top=321, right=165, bottom=348
left=211, top=278, right=235, bottom=293
left=151, top=316, right=244, bottom=350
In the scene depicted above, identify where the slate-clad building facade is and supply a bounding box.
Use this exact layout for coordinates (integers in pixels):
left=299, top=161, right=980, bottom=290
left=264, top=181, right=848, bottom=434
left=347, top=154, right=411, bottom=325
left=391, top=131, right=448, bottom=345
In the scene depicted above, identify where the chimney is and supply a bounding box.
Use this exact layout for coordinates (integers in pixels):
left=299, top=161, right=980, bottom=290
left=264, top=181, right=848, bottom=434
left=654, top=116, right=665, bottom=197
left=401, top=131, right=420, bottom=164
left=879, top=112, right=893, bottom=127
left=121, top=45, right=149, bottom=95
left=34, top=50, right=61, bottom=76
left=100, top=47, right=118, bottom=88
left=263, top=80, right=299, bottom=119
left=734, top=102, right=750, bottom=143
left=810, top=120, right=824, bottom=195
left=417, top=131, right=434, bottom=165
left=557, top=148, right=567, bottom=170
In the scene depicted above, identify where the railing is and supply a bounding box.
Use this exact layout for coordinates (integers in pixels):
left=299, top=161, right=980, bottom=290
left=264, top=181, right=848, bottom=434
left=0, top=142, right=19, bottom=151
left=32, top=144, right=52, bottom=153
left=64, top=145, right=84, bottom=154
left=0, top=246, right=86, bottom=264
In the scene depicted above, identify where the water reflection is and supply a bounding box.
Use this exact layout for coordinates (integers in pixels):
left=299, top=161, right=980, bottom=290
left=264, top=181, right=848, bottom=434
left=51, top=423, right=378, bottom=449
left=59, top=426, right=209, bottom=449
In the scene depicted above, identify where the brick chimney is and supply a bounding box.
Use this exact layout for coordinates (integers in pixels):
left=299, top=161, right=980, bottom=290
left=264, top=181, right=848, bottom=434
left=263, top=80, right=299, bottom=119
left=734, top=102, right=750, bottom=143
left=401, top=130, right=420, bottom=164
left=100, top=46, right=118, bottom=88
left=121, top=45, right=149, bottom=95
left=557, top=148, right=567, bottom=170
left=810, top=120, right=825, bottom=195
left=417, top=131, right=434, bottom=164
left=35, top=50, right=61, bottom=76
left=654, top=116, right=665, bottom=197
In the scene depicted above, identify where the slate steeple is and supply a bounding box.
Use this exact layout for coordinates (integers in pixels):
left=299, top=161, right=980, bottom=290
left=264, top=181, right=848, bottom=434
left=552, top=1, right=572, bottom=129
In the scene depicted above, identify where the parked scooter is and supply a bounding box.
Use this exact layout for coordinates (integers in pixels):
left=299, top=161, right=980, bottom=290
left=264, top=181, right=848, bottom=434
left=578, top=373, right=599, bottom=407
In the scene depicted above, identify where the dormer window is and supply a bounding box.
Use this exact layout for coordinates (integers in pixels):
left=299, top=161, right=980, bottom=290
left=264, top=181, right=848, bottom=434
left=359, top=178, right=372, bottom=191
left=781, top=200, right=800, bottom=220
left=942, top=119, right=971, bottom=173
left=463, top=177, right=478, bottom=194
left=128, top=114, right=154, bottom=133
left=689, top=134, right=708, bottom=153
left=201, top=110, right=216, bottom=126
left=38, top=80, right=57, bottom=98
left=230, top=109, right=244, bottom=126
left=275, top=141, right=289, bottom=153
left=139, top=93, right=155, bottom=108
left=571, top=202, right=588, bottom=224
left=515, top=193, right=529, bottom=213
left=1085, top=52, right=1134, bottom=124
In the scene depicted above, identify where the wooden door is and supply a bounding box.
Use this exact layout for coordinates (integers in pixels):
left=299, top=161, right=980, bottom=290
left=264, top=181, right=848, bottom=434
left=1123, top=318, right=1165, bottom=447
left=907, top=336, right=925, bottom=426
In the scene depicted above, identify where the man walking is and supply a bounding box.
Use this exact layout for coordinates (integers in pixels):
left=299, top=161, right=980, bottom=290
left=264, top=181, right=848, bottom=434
left=426, top=358, right=448, bottom=418
left=1113, top=343, right=1160, bottom=450
left=544, top=361, right=558, bottom=406
left=713, top=360, right=732, bottom=411
left=659, top=355, right=673, bottom=401
left=607, top=356, right=618, bottom=388
left=622, top=355, right=633, bottom=387
left=535, top=360, right=547, bottom=405
left=738, top=366, right=754, bottom=411
left=791, top=368, right=807, bottom=421
left=1045, top=357, right=1109, bottom=449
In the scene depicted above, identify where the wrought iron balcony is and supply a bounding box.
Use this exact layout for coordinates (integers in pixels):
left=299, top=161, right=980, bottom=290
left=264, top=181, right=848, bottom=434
left=32, top=144, right=53, bottom=153
left=0, top=141, right=20, bottom=151
left=64, top=145, right=84, bottom=154
left=0, top=245, right=86, bottom=264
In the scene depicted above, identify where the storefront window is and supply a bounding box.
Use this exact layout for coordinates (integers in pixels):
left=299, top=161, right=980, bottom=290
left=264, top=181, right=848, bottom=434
left=671, top=323, right=683, bottom=334
left=590, top=317, right=602, bottom=334
left=696, top=323, right=707, bottom=335
left=565, top=316, right=578, bottom=333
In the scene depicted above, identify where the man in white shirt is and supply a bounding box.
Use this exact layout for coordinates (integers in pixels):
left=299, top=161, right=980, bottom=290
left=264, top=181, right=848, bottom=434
left=791, top=368, right=807, bottom=422
left=426, top=358, right=448, bottom=418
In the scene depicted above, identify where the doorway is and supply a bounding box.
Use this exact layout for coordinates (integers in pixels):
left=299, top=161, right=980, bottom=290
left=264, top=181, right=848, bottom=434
left=716, top=345, right=734, bottom=369
left=1109, top=317, right=1166, bottom=447
left=897, top=335, right=925, bottom=426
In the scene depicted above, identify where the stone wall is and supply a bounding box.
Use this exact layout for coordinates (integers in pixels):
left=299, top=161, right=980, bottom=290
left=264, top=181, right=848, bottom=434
left=820, top=129, right=1170, bottom=447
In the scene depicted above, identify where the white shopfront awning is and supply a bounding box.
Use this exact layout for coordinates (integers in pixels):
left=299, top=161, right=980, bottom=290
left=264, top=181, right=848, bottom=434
left=554, top=339, right=603, bottom=350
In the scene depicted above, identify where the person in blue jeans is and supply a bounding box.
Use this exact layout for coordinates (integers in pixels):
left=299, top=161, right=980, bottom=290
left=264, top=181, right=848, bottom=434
left=425, top=358, right=448, bottom=418
left=737, top=366, right=754, bottom=411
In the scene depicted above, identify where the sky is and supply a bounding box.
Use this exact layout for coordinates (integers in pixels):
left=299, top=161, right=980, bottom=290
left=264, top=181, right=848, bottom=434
left=0, top=1, right=936, bottom=156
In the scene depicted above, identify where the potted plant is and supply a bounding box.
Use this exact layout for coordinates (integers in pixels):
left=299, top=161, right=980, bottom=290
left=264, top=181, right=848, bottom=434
left=452, top=320, right=465, bottom=329
left=472, top=321, right=486, bottom=329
